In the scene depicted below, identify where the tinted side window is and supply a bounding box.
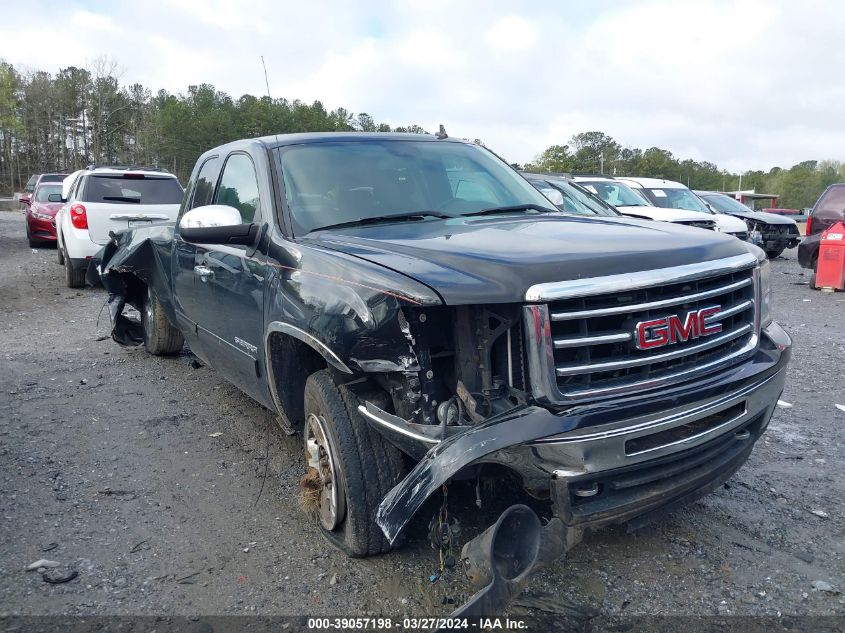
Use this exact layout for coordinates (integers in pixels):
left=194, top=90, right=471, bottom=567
left=817, top=186, right=845, bottom=216
left=69, top=175, right=84, bottom=201
left=191, top=157, right=221, bottom=210
left=214, top=153, right=260, bottom=223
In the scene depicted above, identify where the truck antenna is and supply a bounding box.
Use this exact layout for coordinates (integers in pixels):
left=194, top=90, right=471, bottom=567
left=260, top=56, right=280, bottom=144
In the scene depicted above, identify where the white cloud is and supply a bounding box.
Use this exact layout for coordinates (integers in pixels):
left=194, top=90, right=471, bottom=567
left=70, top=10, right=120, bottom=32
left=0, top=0, right=843, bottom=170
left=485, top=16, right=538, bottom=52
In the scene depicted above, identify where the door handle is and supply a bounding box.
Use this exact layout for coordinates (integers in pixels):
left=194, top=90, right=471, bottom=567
left=194, top=265, right=214, bottom=280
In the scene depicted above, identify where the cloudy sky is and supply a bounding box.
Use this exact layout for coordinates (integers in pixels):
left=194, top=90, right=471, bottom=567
left=2, top=0, right=844, bottom=171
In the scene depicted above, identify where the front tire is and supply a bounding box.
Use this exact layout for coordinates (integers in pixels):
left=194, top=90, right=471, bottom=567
left=301, top=370, right=407, bottom=557
left=142, top=287, right=184, bottom=355
left=766, top=248, right=785, bottom=259
left=26, top=223, right=39, bottom=248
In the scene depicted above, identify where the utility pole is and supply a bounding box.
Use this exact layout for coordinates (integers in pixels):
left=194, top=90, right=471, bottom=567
left=600, top=152, right=605, bottom=175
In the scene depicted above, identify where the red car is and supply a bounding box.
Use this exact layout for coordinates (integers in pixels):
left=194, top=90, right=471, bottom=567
left=26, top=182, right=64, bottom=247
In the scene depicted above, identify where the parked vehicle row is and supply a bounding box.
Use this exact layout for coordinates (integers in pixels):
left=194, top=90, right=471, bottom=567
left=20, top=166, right=801, bottom=275
left=573, top=176, right=718, bottom=229
left=616, top=177, right=749, bottom=238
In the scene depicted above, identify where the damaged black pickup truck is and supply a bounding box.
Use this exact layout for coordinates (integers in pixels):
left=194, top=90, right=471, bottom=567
left=98, top=133, right=791, bottom=567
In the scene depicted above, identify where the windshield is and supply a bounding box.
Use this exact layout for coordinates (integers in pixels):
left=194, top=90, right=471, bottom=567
left=34, top=184, right=62, bottom=202
left=578, top=180, right=649, bottom=207
left=83, top=175, right=184, bottom=204
left=701, top=193, right=752, bottom=214
left=531, top=180, right=618, bottom=216
left=643, top=187, right=712, bottom=214
left=39, top=173, right=65, bottom=183
left=277, top=140, right=555, bottom=234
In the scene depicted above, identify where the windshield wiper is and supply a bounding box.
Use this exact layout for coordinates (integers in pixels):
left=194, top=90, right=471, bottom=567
left=311, top=211, right=451, bottom=232
left=461, top=204, right=557, bottom=217
left=102, top=196, right=142, bottom=204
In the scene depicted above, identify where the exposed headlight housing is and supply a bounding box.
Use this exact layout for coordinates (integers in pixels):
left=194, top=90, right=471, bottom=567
left=759, top=258, right=772, bottom=327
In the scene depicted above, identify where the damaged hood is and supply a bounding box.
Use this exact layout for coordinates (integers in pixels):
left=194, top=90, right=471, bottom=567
left=719, top=209, right=798, bottom=226
left=302, top=215, right=748, bottom=304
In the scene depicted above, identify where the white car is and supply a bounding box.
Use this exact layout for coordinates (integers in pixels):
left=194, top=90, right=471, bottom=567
left=573, top=176, right=718, bottom=230
left=55, top=166, right=184, bottom=287
left=615, top=176, right=748, bottom=238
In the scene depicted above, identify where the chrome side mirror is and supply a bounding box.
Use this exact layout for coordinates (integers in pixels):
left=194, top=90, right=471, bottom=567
left=179, top=205, right=257, bottom=246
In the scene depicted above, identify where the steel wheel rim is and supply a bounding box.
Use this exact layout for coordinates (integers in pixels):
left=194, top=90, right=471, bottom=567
left=144, top=289, right=154, bottom=332
left=304, top=413, right=344, bottom=530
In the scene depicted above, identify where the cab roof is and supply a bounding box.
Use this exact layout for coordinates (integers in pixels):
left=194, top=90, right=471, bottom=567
left=202, top=132, right=470, bottom=157
left=253, top=131, right=456, bottom=148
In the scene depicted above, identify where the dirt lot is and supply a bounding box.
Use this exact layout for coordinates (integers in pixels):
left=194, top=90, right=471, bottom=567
left=1, top=210, right=843, bottom=625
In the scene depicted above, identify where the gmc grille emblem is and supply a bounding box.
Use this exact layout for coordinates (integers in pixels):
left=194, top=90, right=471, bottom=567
left=634, top=305, right=723, bottom=350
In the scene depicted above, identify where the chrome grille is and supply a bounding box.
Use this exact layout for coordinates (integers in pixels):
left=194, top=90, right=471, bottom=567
left=523, top=255, right=760, bottom=403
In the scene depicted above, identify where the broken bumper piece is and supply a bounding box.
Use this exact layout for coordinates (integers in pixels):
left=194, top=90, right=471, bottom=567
left=367, top=323, right=790, bottom=545
left=450, top=504, right=582, bottom=619
left=366, top=403, right=580, bottom=544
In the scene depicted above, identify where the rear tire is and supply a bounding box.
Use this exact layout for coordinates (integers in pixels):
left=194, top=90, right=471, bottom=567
left=57, top=243, right=64, bottom=265
left=142, top=287, right=184, bottom=355
left=64, top=246, right=86, bottom=288
left=766, top=248, right=785, bottom=259
left=301, top=370, right=407, bottom=557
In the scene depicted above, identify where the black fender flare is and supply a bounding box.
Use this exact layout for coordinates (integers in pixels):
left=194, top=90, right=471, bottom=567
left=264, top=321, right=353, bottom=421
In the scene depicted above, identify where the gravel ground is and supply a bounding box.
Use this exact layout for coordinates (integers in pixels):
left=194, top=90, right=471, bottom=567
left=1, top=210, right=843, bottom=624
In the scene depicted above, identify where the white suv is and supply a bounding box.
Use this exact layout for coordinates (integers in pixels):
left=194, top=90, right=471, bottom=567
left=56, top=166, right=184, bottom=287
left=615, top=176, right=749, bottom=239
left=573, top=176, right=718, bottom=230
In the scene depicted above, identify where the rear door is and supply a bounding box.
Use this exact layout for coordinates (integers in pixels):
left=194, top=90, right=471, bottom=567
left=192, top=152, right=269, bottom=403
left=81, top=173, right=184, bottom=244
left=172, top=156, right=221, bottom=353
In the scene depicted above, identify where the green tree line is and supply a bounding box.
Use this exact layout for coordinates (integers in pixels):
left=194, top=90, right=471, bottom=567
left=0, top=58, right=426, bottom=194
left=1, top=59, right=842, bottom=208
left=525, top=131, right=845, bottom=209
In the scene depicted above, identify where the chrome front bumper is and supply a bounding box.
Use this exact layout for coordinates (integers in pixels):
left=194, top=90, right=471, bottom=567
left=531, top=355, right=784, bottom=477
